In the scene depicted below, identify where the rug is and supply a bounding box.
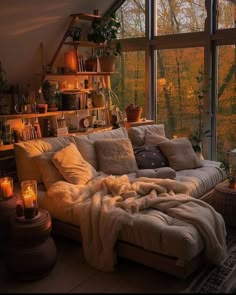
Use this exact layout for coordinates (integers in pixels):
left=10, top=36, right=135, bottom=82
left=182, top=228, right=236, bottom=293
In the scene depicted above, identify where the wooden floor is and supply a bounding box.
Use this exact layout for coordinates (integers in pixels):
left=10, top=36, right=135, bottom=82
left=0, top=234, right=196, bottom=293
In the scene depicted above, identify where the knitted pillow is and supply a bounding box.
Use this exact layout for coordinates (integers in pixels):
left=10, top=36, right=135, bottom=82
left=134, top=145, right=169, bottom=169
left=95, top=138, right=138, bottom=175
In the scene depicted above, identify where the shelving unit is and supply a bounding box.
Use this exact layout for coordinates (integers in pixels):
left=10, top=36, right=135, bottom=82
left=0, top=11, right=115, bottom=164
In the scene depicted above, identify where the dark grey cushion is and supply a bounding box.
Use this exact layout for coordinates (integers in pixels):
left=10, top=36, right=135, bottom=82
left=134, top=145, right=169, bottom=169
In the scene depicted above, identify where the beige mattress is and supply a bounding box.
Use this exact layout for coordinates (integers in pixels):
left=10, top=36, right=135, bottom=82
left=37, top=159, right=225, bottom=264
left=175, top=160, right=226, bottom=198
left=38, top=190, right=204, bottom=262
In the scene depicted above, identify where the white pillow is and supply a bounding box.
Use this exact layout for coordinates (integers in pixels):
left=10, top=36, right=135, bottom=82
left=95, top=138, right=138, bottom=175
left=33, top=152, right=64, bottom=189
left=51, top=143, right=98, bottom=185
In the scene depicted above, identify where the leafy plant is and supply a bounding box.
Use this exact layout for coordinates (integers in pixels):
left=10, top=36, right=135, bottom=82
left=87, top=12, right=121, bottom=56
left=189, top=71, right=211, bottom=153
left=66, top=26, right=82, bottom=41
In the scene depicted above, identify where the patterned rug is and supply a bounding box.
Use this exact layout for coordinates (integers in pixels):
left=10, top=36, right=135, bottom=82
left=182, top=228, right=236, bottom=293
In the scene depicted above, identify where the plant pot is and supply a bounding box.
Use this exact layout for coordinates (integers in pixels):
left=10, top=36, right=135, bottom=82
left=93, top=92, right=105, bottom=107
left=85, top=59, right=97, bottom=72
left=125, top=106, right=143, bottom=122
left=99, top=56, right=116, bottom=72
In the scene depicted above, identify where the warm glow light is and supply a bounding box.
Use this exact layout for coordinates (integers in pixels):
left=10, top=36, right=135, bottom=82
left=23, top=187, right=36, bottom=208
left=0, top=178, right=13, bottom=198
left=64, top=50, right=77, bottom=72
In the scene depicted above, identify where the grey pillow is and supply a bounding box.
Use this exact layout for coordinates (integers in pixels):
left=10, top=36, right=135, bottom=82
left=158, top=137, right=203, bottom=171
left=95, top=138, right=138, bottom=175
left=134, top=145, right=169, bottom=169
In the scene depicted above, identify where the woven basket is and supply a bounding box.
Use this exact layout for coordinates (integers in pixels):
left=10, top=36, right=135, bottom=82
left=125, top=107, right=143, bottom=122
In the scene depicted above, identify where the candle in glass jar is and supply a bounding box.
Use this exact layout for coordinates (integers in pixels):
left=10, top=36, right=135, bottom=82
left=23, top=187, right=36, bottom=208
left=0, top=178, right=13, bottom=198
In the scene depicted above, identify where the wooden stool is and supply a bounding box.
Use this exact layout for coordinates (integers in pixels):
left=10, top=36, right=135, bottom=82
left=6, top=209, right=57, bottom=280
left=0, top=193, right=18, bottom=239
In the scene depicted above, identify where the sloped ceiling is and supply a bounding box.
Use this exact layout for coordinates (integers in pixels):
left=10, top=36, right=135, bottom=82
left=0, top=0, right=116, bottom=88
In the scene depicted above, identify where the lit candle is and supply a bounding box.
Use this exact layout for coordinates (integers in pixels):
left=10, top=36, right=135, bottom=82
left=0, top=178, right=13, bottom=198
left=23, top=187, right=36, bottom=208
left=173, top=135, right=178, bottom=139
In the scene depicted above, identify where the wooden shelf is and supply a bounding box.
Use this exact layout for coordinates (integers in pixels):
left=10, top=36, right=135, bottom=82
left=45, top=72, right=113, bottom=78
left=0, top=126, right=113, bottom=152
left=0, top=107, right=105, bottom=120
left=70, top=13, right=102, bottom=21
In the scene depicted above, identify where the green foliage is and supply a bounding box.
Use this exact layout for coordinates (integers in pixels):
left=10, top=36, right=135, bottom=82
left=66, top=26, right=82, bottom=41
left=87, top=13, right=121, bottom=56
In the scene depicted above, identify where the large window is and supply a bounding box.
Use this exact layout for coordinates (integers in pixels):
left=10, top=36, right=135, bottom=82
left=217, top=45, right=236, bottom=163
left=217, top=0, right=236, bottom=29
left=112, top=0, right=236, bottom=163
left=155, top=48, right=204, bottom=140
left=112, top=51, right=146, bottom=116
left=116, top=0, right=145, bottom=39
left=155, top=0, right=206, bottom=35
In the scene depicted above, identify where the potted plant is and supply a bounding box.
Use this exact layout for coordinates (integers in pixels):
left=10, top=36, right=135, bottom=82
left=41, top=80, right=60, bottom=111
left=87, top=12, right=121, bottom=72
left=125, top=103, right=143, bottom=122
left=66, top=26, right=82, bottom=41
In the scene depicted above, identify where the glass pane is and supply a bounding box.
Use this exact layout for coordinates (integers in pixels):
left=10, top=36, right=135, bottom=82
left=217, top=45, right=236, bottom=164
left=217, top=0, right=236, bottom=29
left=111, top=51, right=146, bottom=118
left=155, top=47, right=206, bottom=152
left=116, top=0, right=145, bottom=39
left=155, top=0, right=206, bottom=35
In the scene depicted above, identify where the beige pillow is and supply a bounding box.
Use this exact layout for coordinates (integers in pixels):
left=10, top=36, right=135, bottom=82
left=158, top=137, right=203, bottom=171
left=33, top=152, right=64, bottom=190
left=145, top=131, right=169, bottom=145
left=51, top=143, right=98, bottom=185
left=95, top=138, right=138, bottom=175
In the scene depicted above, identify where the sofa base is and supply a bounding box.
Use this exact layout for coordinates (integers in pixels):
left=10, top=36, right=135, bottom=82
left=51, top=218, right=205, bottom=279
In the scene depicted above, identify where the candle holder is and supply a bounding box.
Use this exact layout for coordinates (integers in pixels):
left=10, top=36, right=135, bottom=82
left=0, top=177, right=13, bottom=199
left=21, top=180, right=38, bottom=219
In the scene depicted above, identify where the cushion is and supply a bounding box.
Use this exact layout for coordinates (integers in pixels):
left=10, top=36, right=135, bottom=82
left=14, top=137, right=74, bottom=183
left=134, top=145, right=169, bottom=169
left=145, top=132, right=169, bottom=145
left=33, top=152, right=64, bottom=190
left=73, top=127, right=128, bottom=170
left=95, top=138, right=138, bottom=175
left=136, top=167, right=176, bottom=179
left=128, top=124, right=166, bottom=147
left=158, top=137, right=203, bottom=171
left=51, top=143, right=98, bottom=185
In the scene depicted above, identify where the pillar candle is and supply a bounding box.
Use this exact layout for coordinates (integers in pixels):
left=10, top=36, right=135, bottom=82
left=0, top=178, right=13, bottom=198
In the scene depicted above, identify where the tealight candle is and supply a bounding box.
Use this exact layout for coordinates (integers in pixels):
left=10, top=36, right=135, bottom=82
left=0, top=177, right=13, bottom=198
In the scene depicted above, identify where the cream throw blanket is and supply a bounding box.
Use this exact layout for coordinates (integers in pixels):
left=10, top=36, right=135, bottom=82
left=47, top=175, right=227, bottom=272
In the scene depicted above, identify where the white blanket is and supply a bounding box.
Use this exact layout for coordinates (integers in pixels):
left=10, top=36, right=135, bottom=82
left=47, top=174, right=227, bottom=272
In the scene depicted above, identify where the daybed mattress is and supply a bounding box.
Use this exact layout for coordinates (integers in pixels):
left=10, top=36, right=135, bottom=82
left=38, top=187, right=204, bottom=263
left=175, top=160, right=226, bottom=199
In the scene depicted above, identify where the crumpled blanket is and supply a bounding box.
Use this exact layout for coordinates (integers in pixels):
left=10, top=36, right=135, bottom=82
left=47, top=174, right=227, bottom=272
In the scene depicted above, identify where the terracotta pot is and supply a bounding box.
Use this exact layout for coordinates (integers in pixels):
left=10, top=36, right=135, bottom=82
left=99, top=55, right=116, bottom=72
left=125, top=106, right=143, bottom=122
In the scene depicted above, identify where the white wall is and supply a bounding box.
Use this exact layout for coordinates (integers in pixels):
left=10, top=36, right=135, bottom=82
left=0, top=0, right=113, bottom=90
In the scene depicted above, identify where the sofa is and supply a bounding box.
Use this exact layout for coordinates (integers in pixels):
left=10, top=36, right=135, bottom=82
left=14, top=124, right=227, bottom=278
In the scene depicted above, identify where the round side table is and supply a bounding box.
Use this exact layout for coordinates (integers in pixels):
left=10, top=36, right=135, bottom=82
left=210, top=180, right=236, bottom=227
left=6, top=208, right=57, bottom=280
